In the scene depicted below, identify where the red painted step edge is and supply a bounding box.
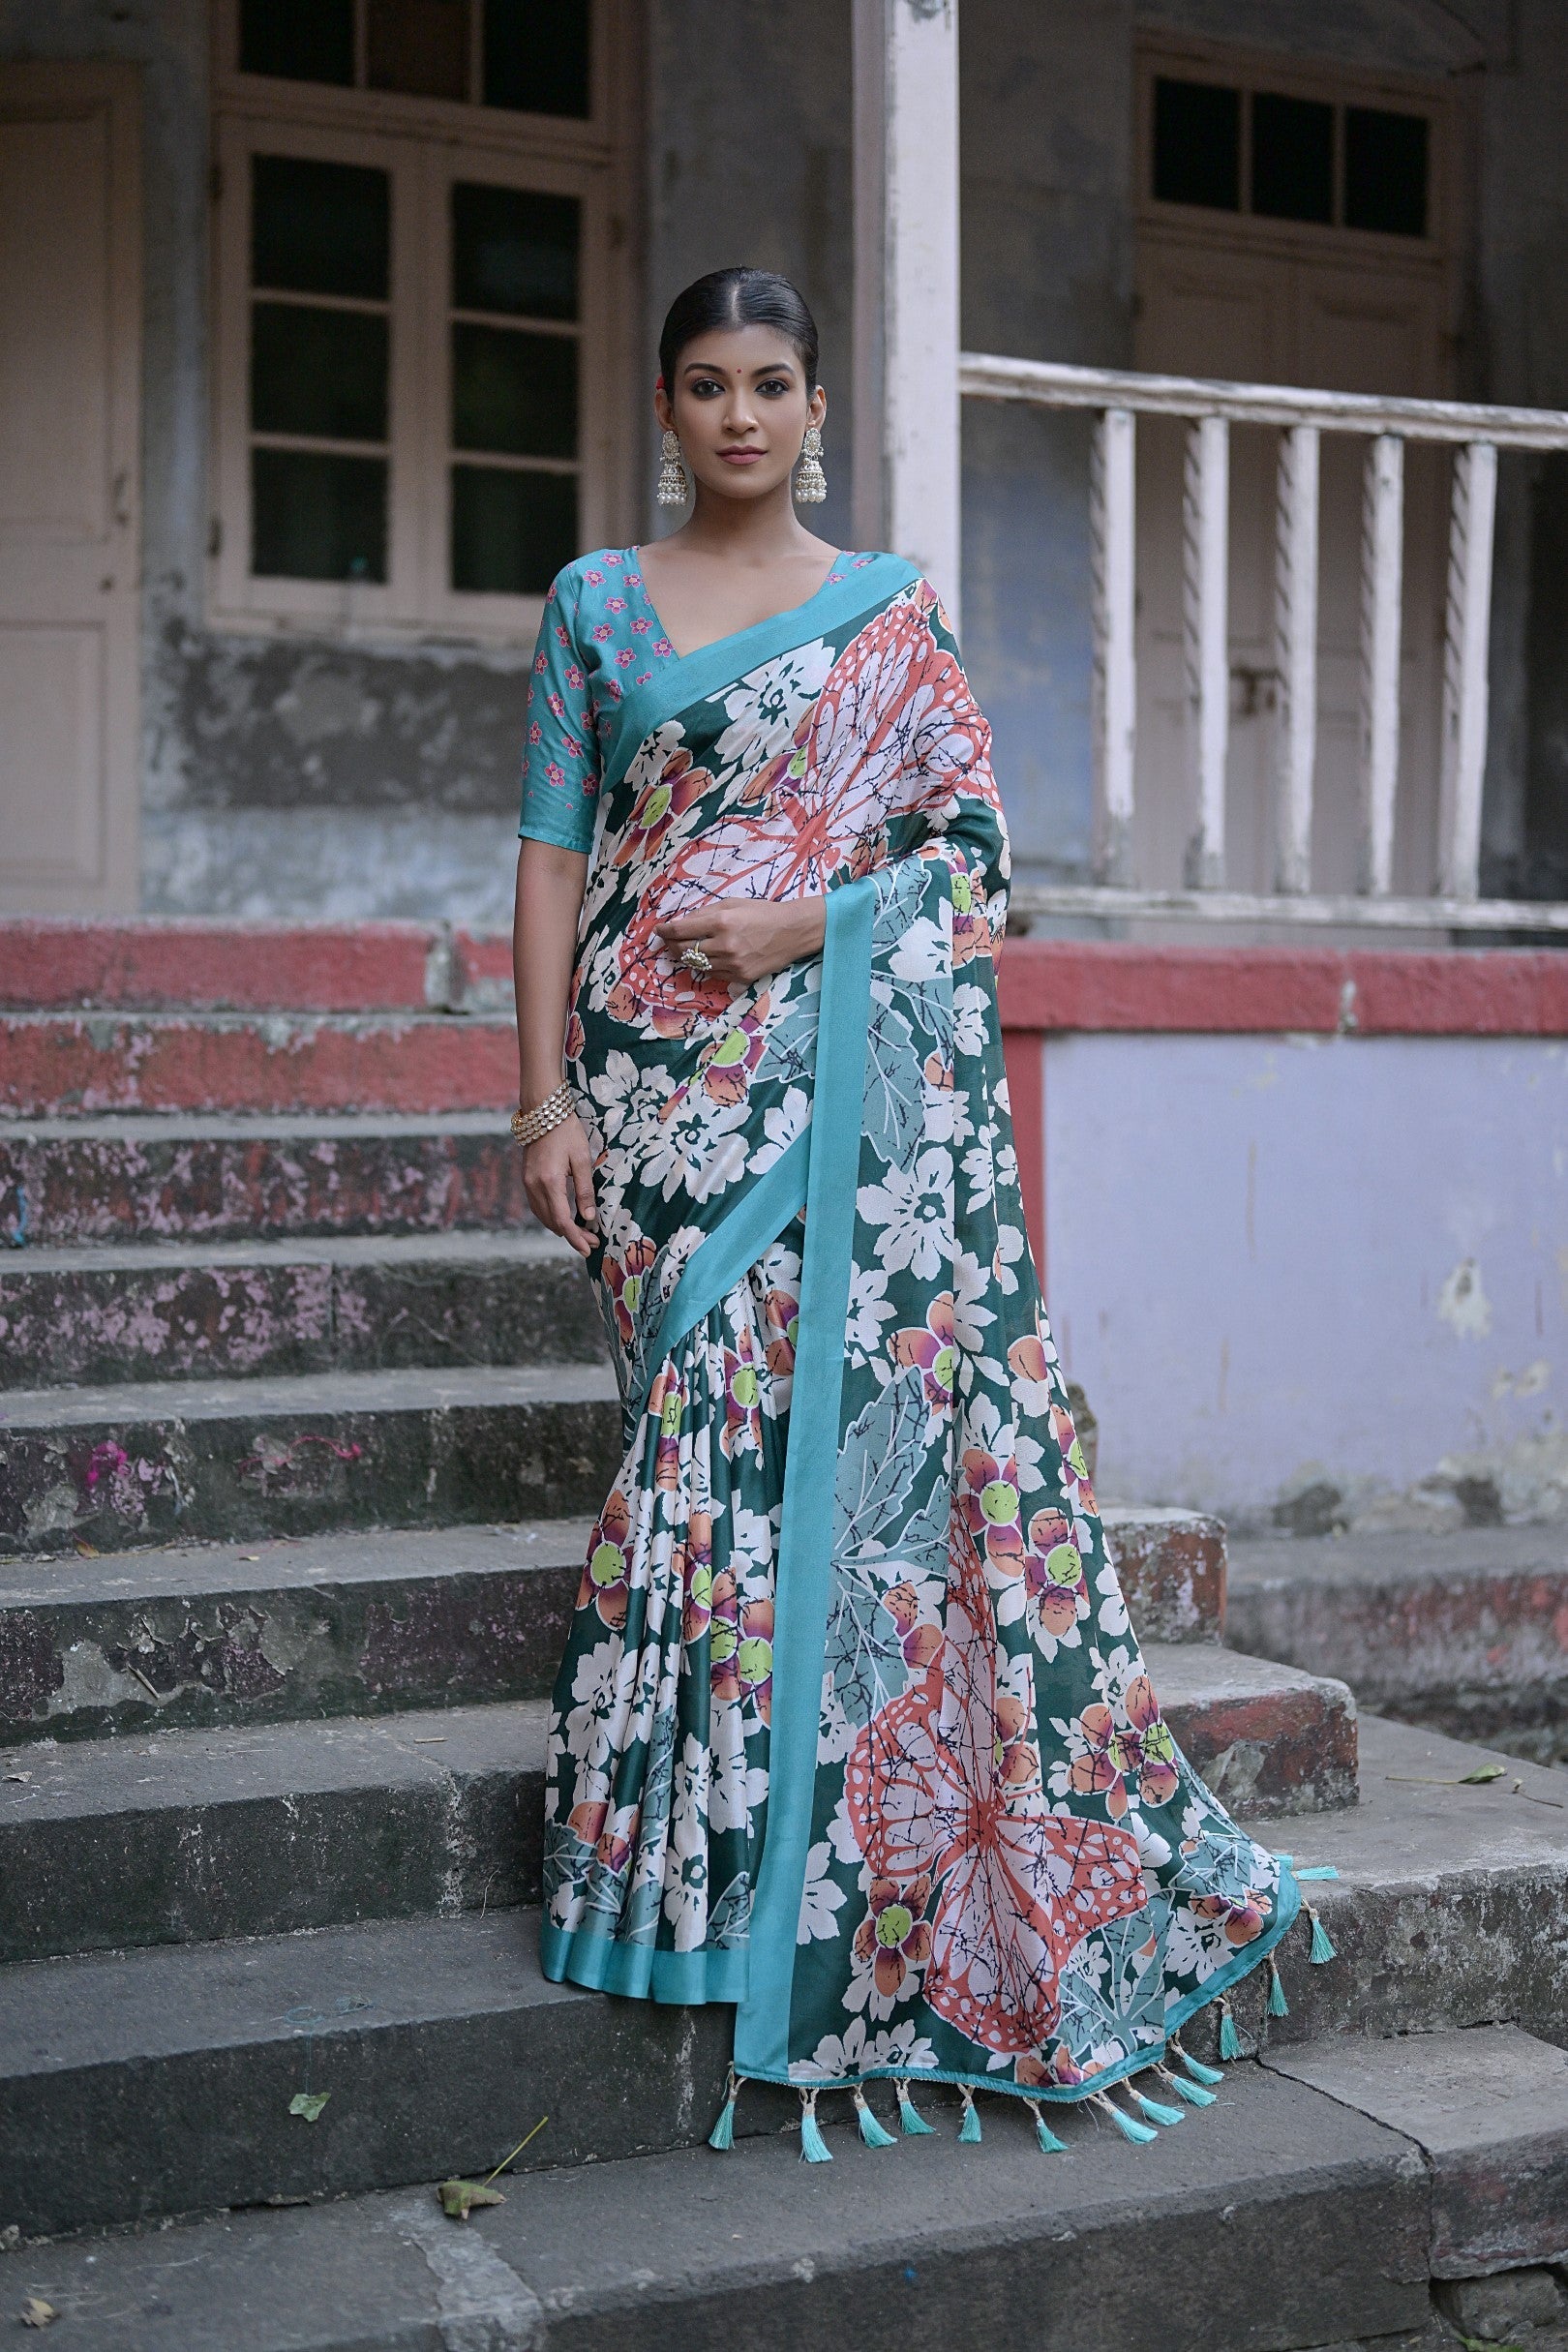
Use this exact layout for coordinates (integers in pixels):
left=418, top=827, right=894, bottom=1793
left=0, top=920, right=443, bottom=1013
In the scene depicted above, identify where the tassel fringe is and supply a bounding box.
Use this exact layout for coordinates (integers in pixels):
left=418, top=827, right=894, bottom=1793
left=1021, top=2096, right=1068, bottom=2153
left=1159, top=2064, right=1216, bottom=2109
left=708, top=2066, right=741, bottom=2152
left=1267, top=1958, right=1290, bottom=2018
left=895, top=2079, right=936, bottom=2136
left=1169, top=2035, right=1225, bottom=2088
left=1131, top=2086, right=1185, bottom=2127
left=853, top=2088, right=897, bottom=2150
left=1092, top=2092, right=1158, bottom=2145
left=799, top=2088, right=832, bottom=2163
left=1218, top=1996, right=1244, bottom=2061
left=958, top=2086, right=982, bottom=2143
left=1307, top=1904, right=1337, bottom=1965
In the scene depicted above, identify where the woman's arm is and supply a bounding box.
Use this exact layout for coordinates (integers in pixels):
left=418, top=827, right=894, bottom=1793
left=655, top=896, right=826, bottom=985
left=513, top=837, right=598, bottom=1257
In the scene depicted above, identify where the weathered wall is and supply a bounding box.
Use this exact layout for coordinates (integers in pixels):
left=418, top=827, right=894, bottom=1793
left=1043, top=1028, right=1568, bottom=1527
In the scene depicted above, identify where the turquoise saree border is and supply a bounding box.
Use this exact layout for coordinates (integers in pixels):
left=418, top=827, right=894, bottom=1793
left=603, top=554, right=920, bottom=795
left=733, top=873, right=879, bottom=2082
left=539, top=1915, right=749, bottom=2005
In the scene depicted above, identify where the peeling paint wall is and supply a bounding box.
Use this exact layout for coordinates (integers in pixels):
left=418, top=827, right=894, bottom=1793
left=1043, top=1031, right=1568, bottom=1526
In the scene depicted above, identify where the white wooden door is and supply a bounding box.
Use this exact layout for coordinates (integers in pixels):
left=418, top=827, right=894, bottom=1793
left=0, top=63, right=141, bottom=912
left=1133, top=226, right=1448, bottom=895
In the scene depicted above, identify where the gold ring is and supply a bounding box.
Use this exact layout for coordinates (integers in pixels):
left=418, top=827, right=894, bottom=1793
left=679, top=944, right=711, bottom=978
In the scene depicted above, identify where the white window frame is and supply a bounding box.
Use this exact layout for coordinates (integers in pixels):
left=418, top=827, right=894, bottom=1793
left=208, top=0, right=637, bottom=646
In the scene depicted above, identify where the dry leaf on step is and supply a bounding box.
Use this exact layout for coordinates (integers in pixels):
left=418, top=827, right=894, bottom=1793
left=287, top=2092, right=330, bottom=2123
left=20, top=2299, right=58, bottom=2329
left=437, top=2180, right=506, bottom=2220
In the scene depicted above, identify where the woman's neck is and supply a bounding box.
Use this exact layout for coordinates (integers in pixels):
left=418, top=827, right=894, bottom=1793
left=664, top=482, right=828, bottom=566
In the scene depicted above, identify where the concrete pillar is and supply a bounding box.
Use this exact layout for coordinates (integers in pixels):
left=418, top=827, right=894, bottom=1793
left=851, top=0, right=961, bottom=626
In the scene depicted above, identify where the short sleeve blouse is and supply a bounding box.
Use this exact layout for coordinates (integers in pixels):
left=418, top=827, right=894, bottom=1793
left=517, top=549, right=680, bottom=855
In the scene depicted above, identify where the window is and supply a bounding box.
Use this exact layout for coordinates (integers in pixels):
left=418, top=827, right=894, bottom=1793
left=1150, top=68, right=1432, bottom=242
left=210, top=0, right=629, bottom=639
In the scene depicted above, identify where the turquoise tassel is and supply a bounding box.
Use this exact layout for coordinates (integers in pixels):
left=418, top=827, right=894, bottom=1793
left=1170, top=2036, right=1224, bottom=2088
left=1266, top=1960, right=1290, bottom=2018
left=958, top=2087, right=982, bottom=2143
left=799, top=2089, right=832, bottom=2163
left=1295, top=1864, right=1339, bottom=1880
left=708, top=2066, right=741, bottom=2152
left=1219, top=2000, right=1243, bottom=2061
left=1023, top=2098, right=1067, bottom=2154
left=854, top=2089, right=896, bottom=2150
left=1162, top=2067, right=1216, bottom=2109
left=1274, top=1852, right=1293, bottom=1864
left=1095, top=2093, right=1158, bottom=2145
left=895, top=2080, right=936, bottom=2136
left=1131, top=2088, right=1185, bottom=2127
left=1308, top=1906, right=1337, bottom=1965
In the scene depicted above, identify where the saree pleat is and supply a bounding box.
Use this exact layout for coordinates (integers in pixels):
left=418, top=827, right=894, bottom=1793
left=530, top=552, right=1301, bottom=2102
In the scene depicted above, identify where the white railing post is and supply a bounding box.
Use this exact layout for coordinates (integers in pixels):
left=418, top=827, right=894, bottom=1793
left=1273, top=423, right=1319, bottom=895
left=1437, top=439, right=1499, bottom=900
left=1358, top=434, right=1405, bottom=897
left=1182, top=413, right=1229, bottom=889
left=852, top=0, right=961, bottom=626
left=1091, top=406, right=1136, bottom=886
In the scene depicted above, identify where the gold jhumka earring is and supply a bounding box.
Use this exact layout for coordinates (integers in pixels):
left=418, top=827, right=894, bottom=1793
left=794, top=425, right=827, bottom=503
left=655, top=430, right=689, bottom=506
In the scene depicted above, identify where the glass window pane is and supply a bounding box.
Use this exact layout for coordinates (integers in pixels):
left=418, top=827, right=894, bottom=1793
left=367, top=0, right=470, bottom=100
left=253, top=157, right=390, bottom=301
left=239, top=0, right=354, bottom=84
left=1344, top=106, right=1429, bottom=237
left=1251, top=92, right=1333, bottom=223
left=451, top=465, right=577, bottom=593
left=483, top=0, right=590, bottom=116
left=452, top=184, right=579, bottom=320
left=1153, top=77, right=1240, bottom=211
left=252, top=448, right=388, bottom=582
left=452, top=323, right=576, bottom=457
left=252, top=303, right=389, bottom=441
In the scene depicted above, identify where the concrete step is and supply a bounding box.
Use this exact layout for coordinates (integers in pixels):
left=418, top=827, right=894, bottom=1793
left=0, top=1010, right=517, bottom=1119
left=4, top=2063, right=1446, bottom=2352
left=2, top=1716, right=1562, bottom=2239
left=0, top=1111, right=528, bottom=1246
left=0, top=1365, right=622, bottom=1557
left=0, top=1229, right=606, bottom=1387
left=0, top=1512, right=1219, bottom=1747
left=0, top=1650, right=1349, bottom=1966
left=0, top=1699, right=548, bottom=1963
left=0, top=915, right=511, bottom=1014
left=1227, top=1525, right=1568, bottom=1763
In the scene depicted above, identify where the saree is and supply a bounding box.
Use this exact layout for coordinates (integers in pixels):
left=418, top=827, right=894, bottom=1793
left=519, top=547, right=1303, bottom=2115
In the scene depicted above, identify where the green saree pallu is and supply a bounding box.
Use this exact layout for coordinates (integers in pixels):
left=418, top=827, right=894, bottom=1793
left=518, top=546, right=1304, bottom=2119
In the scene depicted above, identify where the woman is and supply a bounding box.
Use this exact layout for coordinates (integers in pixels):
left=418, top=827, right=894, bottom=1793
left=512, top=267, right=1320, bottom=2156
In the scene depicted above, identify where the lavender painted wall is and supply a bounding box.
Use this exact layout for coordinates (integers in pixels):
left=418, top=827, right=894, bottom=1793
left=1043, top=1031, right=1568, bottom=1528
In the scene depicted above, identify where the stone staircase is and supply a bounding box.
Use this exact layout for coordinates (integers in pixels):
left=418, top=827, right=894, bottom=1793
left=1, top=919, right=1565, bottom=2352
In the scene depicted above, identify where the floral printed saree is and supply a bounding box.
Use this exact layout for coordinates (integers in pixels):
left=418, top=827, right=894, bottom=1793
left=518, top=546, right=1302, bottom=2119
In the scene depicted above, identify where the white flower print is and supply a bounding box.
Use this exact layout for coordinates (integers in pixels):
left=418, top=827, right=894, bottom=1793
left=993, top=1217, right=1025, bottom=1296
left=663, top=1733, right=710, bottom=1948
left=562, top=1639, right=636, bottom=1774
left=798, top=1842, right=848, bottom=1944
left=714, top=640, right=834, bottom=769
left=952, top=982, right=989, bottom=1059
left=845, top=1264, right=896, bottom=1357
left=588, top=1049, right=646, bottom=1139
left=951, top=1247, right=995, bottom=1349
left=888, top=915, right=948, bottom=982
left=626, top=1089, right=750, bottom=1204
left=794, top=2019, right=938, bottom=2083
left=709, top=1731, right=768, bottom=1837
left=857, top=1148, right=953, bottom=1282
left=749, top=1084, right=811, bottom=1174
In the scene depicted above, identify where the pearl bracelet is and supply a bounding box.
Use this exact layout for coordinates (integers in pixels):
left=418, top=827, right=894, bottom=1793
left=509, top=1082, right=574, bottom=1149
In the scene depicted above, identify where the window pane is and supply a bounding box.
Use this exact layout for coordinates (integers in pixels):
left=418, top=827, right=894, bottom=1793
left=1251, top=92, right=1333, bottom=223
left=452, top=185, right=579, bottom=320
left=253, top=448, right=388, bottom=582
left=1344, top=106, right=1429, bottom=236
left=1153, top=77, right=1240, bottom=210
left=367, top=0, right=470, bottom=100
left=483, top=0, right=590, bottom=116
left=253, top=158, right=390, bottom=301
left=252, top=303, right=389, bottom=442
left=452, top=465, right=577, bottom=593
left=452, top=323, right=576, bottom=457
left=239, top=0, right=354, bottom=84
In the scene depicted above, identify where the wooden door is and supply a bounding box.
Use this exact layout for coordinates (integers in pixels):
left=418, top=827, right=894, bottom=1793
left=1133, top=226, right=1448, bottom=894
left=0, top=64, right=141, bottom=912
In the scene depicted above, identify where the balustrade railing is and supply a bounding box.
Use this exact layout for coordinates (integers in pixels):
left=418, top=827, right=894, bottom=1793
left=959, top=353, right=1568, bottom=933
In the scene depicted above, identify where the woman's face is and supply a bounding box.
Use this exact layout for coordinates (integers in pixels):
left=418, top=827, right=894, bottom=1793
left=655, top=325, right=827, bottom=505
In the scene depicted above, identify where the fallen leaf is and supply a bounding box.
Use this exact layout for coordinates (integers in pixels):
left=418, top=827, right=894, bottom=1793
left=437, top=2179, right=506, bottom=2219
left=20, top=2298, right=58, bottom=2328
left=238, top=1553, right=260, bottom=1562
left=4, top=1771, right=32, bottom=1785
left=287, top=2092, right=330, bottom=2123
left=74, top=1539, right=98, bottom=1558
left=1458, top=1764, right=1506, bottom=1784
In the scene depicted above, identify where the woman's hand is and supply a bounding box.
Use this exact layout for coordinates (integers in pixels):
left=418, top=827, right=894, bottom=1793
left=522, top=1111, right=599, bottom=1258
left=657, top=896, right=827, bottom=988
